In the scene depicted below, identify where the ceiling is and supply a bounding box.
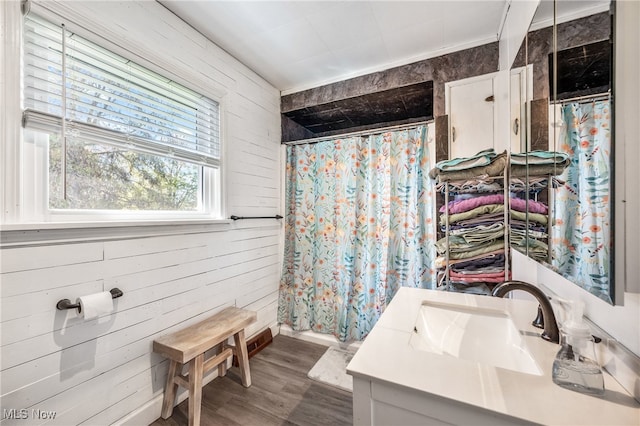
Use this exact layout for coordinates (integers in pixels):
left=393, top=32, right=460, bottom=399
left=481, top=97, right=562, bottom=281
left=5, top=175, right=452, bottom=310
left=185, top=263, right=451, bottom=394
left=160, top=0, right=509, bottom=94
left=160, top=0, right=610, bottom=95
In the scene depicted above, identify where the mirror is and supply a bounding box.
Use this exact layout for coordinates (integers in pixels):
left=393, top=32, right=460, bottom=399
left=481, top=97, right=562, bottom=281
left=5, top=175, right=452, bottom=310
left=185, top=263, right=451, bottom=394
left=511, top=0, right=614, bottom=303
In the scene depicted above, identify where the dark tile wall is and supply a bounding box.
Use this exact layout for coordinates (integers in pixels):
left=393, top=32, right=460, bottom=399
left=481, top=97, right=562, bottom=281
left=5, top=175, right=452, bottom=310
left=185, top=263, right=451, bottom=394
left=530, top=98, right=549, bottom=151
left=281, top=42, right=499, bottom=143
left=282, top=82, right=433, bottom=140
left=512, top=12, right=610, bottom=101
left=512, top=11, right=610, bottom=150
left=281, top=115, right=315, bottom=142
left=435, top=115, right=449, bottom=163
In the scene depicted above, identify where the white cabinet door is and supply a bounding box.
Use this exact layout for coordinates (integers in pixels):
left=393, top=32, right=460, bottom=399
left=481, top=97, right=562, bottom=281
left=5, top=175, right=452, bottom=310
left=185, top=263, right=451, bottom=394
left=446, top=73, right=498, bottom=159
left=510, top=65, right=533, bottom=154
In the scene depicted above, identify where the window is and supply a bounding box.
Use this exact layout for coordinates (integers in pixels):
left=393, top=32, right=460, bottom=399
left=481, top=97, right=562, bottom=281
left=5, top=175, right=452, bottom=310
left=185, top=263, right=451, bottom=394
left=21, top=14, right=221, bottom=221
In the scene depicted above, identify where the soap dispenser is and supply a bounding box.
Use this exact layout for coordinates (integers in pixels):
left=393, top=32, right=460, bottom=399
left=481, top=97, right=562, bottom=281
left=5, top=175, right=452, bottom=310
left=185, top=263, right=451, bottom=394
left=552, top=300, right=604, bottom=395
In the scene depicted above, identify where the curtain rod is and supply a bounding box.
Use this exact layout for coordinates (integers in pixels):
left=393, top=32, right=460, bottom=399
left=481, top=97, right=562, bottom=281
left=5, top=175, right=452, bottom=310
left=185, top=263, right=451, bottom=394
left=230, top=215, right=282, bottom=220
left=282, top=120, right=433, bottom=146
left=553, top=91, right=611, bottom=105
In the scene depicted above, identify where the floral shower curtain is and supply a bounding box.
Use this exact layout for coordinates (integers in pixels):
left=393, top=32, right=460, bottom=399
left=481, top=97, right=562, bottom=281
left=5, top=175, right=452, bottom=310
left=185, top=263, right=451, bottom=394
left=552, top=100, right=611, bottom=300
left=277, top=126, right=436, bottom=342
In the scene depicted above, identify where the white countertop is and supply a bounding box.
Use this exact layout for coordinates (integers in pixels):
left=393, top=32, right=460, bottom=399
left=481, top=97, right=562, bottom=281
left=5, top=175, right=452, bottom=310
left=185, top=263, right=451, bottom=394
left=346, top=287, right=640, bottom=425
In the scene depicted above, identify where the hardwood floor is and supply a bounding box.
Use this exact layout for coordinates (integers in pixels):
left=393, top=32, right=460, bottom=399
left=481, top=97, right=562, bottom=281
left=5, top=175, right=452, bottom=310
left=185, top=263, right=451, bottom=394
left=151, top=335, right=353, bottom=426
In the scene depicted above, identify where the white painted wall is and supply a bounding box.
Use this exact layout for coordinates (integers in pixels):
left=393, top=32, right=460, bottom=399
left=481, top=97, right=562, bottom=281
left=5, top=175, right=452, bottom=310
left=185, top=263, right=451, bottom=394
left=616, top=0, right=640, bottom=296
left=1, top=1, right=282, bottom=424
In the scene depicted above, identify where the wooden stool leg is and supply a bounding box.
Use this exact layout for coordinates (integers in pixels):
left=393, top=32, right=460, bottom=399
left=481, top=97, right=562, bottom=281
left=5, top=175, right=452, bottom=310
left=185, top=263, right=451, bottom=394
left=188, top=354, right=204, bottom=426
left=216, top=342, right=227, bottom=377
left=233, top=329, right=251, bottom=387
left=161, top=360, right=180, bottom=419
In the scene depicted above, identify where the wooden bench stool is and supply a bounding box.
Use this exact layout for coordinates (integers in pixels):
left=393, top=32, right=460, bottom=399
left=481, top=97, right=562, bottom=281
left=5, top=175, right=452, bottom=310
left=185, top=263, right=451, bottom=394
left=153, top=307, right=257, bottom=426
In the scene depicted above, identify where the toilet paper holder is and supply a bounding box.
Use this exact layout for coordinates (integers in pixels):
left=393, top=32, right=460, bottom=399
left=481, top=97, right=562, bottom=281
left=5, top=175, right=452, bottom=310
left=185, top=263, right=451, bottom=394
left=56, top=288, right=124, bottom=311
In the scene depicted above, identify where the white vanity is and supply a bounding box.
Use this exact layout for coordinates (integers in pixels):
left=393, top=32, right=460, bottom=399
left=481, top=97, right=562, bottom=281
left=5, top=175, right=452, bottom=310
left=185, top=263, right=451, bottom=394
left=346, top=287, right=640, bottom=425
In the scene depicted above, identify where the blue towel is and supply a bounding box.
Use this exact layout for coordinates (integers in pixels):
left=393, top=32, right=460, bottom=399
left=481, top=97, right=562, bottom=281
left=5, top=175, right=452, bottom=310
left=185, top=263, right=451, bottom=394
left=435, top=148, right=497, bottom=171
left=510, top=150, right=569, bottom=166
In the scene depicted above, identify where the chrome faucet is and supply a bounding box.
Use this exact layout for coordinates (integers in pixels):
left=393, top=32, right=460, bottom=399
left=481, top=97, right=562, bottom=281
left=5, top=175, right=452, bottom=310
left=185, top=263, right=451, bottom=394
left=491, top=280, right=560, bottom=344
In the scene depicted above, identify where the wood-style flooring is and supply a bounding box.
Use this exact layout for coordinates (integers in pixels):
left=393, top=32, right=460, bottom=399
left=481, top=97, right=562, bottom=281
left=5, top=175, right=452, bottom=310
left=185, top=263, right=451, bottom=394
left=151, top=335, right=353, bottom=426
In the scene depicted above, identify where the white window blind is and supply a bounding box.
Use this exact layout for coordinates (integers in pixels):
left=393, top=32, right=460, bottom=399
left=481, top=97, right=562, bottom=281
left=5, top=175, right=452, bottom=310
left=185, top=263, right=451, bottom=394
left=22, top=14, right=220, bottom=167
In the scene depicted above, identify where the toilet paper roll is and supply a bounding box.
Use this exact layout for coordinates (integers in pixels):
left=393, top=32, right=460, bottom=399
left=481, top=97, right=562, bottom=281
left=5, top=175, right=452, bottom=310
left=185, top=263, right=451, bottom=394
left=76, top=291, right=114, bottom=320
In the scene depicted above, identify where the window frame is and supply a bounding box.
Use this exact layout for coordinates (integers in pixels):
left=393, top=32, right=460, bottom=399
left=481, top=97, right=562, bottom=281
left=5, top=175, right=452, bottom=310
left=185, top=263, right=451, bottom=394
left=6, top=5, right=228, bottom=226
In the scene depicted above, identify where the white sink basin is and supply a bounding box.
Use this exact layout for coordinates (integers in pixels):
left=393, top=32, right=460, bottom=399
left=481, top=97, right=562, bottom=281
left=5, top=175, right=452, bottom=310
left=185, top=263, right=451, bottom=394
left=409, top=301, right=542, bottom=376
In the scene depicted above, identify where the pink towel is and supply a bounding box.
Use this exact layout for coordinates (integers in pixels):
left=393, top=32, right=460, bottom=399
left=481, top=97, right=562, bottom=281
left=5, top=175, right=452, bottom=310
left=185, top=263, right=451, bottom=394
left=440, top=194, right=548, bottom=214
left=509, top=197, right=548, bottom=214
left=449, top=274, right=511, bottom=283
left=449, top=271, right=506, bottom=279
left=440, top=194, right=504, bottom=214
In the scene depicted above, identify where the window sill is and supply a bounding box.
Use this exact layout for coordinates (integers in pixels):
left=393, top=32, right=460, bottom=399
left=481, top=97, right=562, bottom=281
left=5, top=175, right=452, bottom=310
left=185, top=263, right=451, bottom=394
left=0, top=219, right=235, bottom=248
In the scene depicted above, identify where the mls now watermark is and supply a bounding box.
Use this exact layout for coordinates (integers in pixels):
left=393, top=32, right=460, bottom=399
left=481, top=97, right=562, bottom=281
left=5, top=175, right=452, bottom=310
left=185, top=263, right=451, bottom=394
left=2, top=409, right=57, bottom=420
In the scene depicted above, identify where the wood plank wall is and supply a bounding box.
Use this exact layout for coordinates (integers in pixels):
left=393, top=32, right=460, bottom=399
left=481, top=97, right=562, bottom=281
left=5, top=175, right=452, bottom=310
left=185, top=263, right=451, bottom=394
left=1, top=1, right=282, bottom=425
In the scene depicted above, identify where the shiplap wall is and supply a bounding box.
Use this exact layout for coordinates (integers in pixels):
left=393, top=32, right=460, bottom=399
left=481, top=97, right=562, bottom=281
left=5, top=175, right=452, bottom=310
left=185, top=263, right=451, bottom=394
left=1, top=1, right=282, bottom=424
